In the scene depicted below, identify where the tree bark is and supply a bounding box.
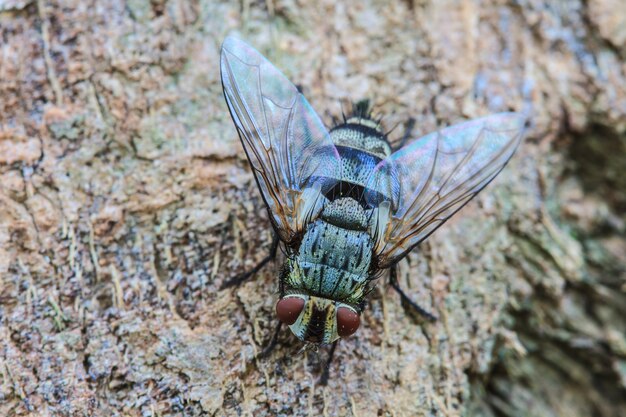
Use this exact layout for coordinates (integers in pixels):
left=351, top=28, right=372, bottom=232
left=1, top=1, right=625, bottom=416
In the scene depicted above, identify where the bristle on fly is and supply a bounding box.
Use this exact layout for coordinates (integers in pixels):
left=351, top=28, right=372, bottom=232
left=350, top=99, right=373, bottom=120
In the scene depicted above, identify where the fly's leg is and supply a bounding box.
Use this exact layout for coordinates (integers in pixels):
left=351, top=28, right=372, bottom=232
left=319, top=340, right=338, bottom=386
left=394, top=117, right=416, bottom=151
left=257, top=321, right=283, bottom=359
left=389, top=265, right=437, bottom=322
left=220, top=233, right=279, bottom=289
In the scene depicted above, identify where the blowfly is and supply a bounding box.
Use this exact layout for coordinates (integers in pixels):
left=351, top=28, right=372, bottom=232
left=219, top=36, right=525, bottom=381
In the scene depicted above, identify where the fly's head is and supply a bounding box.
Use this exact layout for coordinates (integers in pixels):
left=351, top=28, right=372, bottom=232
left=275, top=261, right=361, bottom=345
left=276, top=294, right=360, bottom=344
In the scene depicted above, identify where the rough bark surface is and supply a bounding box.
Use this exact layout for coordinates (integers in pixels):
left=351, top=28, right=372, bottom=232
left=1, top=1, right=625, bottom=416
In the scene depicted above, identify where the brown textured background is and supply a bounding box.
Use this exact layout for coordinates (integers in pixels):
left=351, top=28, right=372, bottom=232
left=1, top=0, right=625, bottom=416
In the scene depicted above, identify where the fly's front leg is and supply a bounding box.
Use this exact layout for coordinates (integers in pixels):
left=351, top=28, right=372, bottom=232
left=389, top=265, right=437, bottom=322
left=257, top=321, right=283, bottom=359
left=220, top=233, right=279, bottom=289
left=394, top=117, right=416, bottom=150
left=319, top=340, right=338, bottom=386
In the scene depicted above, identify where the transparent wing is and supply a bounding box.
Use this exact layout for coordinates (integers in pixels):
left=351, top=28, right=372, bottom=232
left=367, top=113, right=526, bottom=268
left=221, top=36, right=340, bottom=243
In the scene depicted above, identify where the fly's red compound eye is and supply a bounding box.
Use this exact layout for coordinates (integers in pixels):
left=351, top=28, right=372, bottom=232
left=336, top=307, right=360, bottom=337
left=276, top=297, right=305, bottom=325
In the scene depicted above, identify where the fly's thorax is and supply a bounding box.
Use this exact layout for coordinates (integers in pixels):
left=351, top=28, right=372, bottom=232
left=295, top=219, right=372, bottom=302
left=320, top=197, right=368, bottom=230
left=275, top=293, right=360, bottom=344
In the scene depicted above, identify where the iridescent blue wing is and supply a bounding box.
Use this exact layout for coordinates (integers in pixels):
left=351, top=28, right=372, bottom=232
left=221, top=37, right=340, bottom=243
left=367, top=113, right=526, bottom=268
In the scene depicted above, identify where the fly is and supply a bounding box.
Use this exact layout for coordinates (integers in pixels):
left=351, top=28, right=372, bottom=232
left=219, top=36, right=525, bottom=382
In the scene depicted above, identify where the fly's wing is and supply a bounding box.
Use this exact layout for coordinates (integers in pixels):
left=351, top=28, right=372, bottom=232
left=221, top=37, right=340, bottom=243
left=367, top=113, right=526, bottom=268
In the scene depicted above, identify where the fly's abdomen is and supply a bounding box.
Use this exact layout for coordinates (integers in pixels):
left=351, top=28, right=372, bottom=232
left=296, top=219, right=372, bottom=301
left=322, top=123, right=393, bottom=206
